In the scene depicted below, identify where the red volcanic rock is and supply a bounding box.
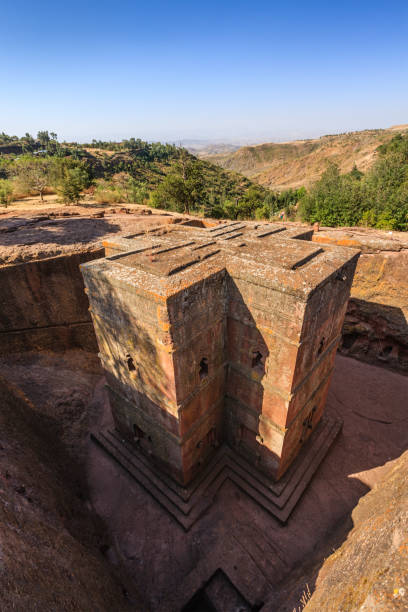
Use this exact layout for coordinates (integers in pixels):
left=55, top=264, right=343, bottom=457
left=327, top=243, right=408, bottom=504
left=305, top=449, right=408, bottom=611
left=313, top=228, right=408, bottom=372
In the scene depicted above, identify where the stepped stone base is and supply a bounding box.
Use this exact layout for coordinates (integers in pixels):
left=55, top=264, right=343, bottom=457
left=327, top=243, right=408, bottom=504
left=91, top=415, right=342, bottom=529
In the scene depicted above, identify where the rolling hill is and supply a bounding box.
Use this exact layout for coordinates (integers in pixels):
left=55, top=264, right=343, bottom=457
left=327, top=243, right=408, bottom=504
left=201, top=124, right=408, bottom=191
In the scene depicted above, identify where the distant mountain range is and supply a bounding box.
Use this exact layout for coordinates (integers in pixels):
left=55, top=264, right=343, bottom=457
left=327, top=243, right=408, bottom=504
left=181, top=139, right=249, bottom=156
left=184, top=142, right=241, bottom=156
left=198, top=124, right=408, bottom=191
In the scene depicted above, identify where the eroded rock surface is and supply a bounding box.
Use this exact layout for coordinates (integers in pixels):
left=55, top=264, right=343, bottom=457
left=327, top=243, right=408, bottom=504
left=1, top=208, right=407, bottom=609
left=0, top=354, right=134, bottom=611
left=305, top=449, right=408, bottom=611
left=313, top=228, right=408, bottom=372
left=0, top=205, right=180, bottom=266
left=0, top=206, right=190, bottom=354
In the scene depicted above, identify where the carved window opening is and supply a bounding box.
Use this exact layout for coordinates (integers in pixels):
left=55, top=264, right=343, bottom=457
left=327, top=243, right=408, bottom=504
left=197, top=427, right=217, bottom=449
left=126, top=355, right=136, bottom=371
left=206, top=427, right=216, bottom=446
left=252, top=350, right=263, bottom=368
left=235, top=424, right=245, bottom=446
left=133, top=424, right=144, bottom=440
left=381, top=345, right=393, bottom=357
left=199, top=357, right=209, bottom=380
left=300, top=406, right=317, bottom=443
left=342, top=333, right=358, bottom=350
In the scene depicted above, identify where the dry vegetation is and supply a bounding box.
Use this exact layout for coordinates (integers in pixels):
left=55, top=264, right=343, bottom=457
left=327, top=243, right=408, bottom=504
left=203, top=125, right=408, bottom=190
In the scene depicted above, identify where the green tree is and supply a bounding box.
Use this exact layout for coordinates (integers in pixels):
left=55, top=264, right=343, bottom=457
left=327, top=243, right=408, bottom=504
left=299, top=163, right=363, bottom=227
left=255, top=203, right=270, bottom=219
left=111, top=172, right=131, bottom=201
left=128, top=179, right=149, bottom=204
left=349, top=164, right=363, bottom=180
left=150, top=174, right=194, bottom=213
left=57, top=167, right=89, bottom=204
left=0, top=179, right=13, bottom=207
left=150, top=150, right=206, bottom=214
left=361, top=141, right=408, bottom=230
left=221, top=198, right=239, bottom=219
left=37, top=131, right=50, bottom=147
left=299, top=134, right=408, bottom=231
left=13, top=157, right=50, bottom=200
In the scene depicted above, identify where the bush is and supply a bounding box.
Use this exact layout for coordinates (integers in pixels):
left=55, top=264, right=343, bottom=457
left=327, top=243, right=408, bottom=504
left=0, top=179, right=13, bottom=207
left=221, top=199, right=239, bottom=219
left=359, top=209, right=377, bottom=227
left=57, top=167, right=89, bottom=204
left=255, top=204, right=270, bottom=219
left=93, top=180, right=124, bottom=204
left=300, top=134, right=408, bottom=230
left=149, top=174, right=197, bottom=214
left=299, top=163, right=364, bottom=227
left=13, top=157, right=50, bottom=201
left=128, top=180, right=149, bottom=204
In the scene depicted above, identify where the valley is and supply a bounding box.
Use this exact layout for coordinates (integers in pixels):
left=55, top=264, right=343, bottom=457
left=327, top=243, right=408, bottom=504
left=202, top=124, right=408, bottom=190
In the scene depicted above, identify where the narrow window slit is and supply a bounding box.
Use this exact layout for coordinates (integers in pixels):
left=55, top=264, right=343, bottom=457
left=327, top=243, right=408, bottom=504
left=252, top=351, right=263, bottom=368
left=199, top=358, right=208, bottom=380
left=126, top=355, right=136, bottom=371
left=206, top=427, right=216, bottom=446
left=317, top=338, right=325, bottom=356
left=133, top=424, right=144, bottom=440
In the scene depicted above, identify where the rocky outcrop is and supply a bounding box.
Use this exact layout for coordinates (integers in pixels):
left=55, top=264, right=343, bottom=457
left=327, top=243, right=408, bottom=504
left=305, top=450, right=408, bottom=611
left=313, top=229, right=408, bottom=373
left=0, top=208, right=185, bottom=354
left=0, top=251, right=102, bottom=353
left=0, top=207, right=185, bottom=267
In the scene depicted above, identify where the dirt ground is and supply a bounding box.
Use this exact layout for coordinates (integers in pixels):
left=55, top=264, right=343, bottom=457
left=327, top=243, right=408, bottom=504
left=1, top=351, right=407, bottom=611
left=1, top=193, right=115, bottom=212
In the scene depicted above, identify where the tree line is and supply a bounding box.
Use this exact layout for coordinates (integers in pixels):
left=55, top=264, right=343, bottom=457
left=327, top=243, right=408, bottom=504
left=0, top=131, right=301, bottom=216
left=2, top=130, right=407, bottom=230
left=299, top=133, right=408, bottom=231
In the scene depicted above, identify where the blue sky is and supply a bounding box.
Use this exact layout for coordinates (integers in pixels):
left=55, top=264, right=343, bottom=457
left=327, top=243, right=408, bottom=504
left=1, top=0, right=407, bottom=142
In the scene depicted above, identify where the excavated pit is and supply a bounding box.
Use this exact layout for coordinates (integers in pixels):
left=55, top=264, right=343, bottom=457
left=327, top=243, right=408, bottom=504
left=1, top=347, right=407, bottom=611
left=1, top=209, right=408, bottom=611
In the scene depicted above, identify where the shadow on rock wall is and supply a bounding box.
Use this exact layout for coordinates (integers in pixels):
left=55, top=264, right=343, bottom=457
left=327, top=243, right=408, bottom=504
left=341, top=298, right=408, bottom=373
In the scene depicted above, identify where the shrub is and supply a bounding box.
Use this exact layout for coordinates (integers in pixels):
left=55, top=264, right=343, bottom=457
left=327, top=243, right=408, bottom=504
left=57, top=167, right=89, bottom=204
left=149, top=174, right=195, bottom=214
left=221, top=199, right=239, bottom=219
left=0, top=179, right=13, bottom=207
left=93, top=180, right=124, bottom=204
left=255, top=204, right=270, bottom=219
left=128, top=180, right=149, bottom=204
left=359, top=209, right=377, bottom=227
left=13, top=157, right=50, bottom=201
left=300, top=134, right=408, bottom=230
